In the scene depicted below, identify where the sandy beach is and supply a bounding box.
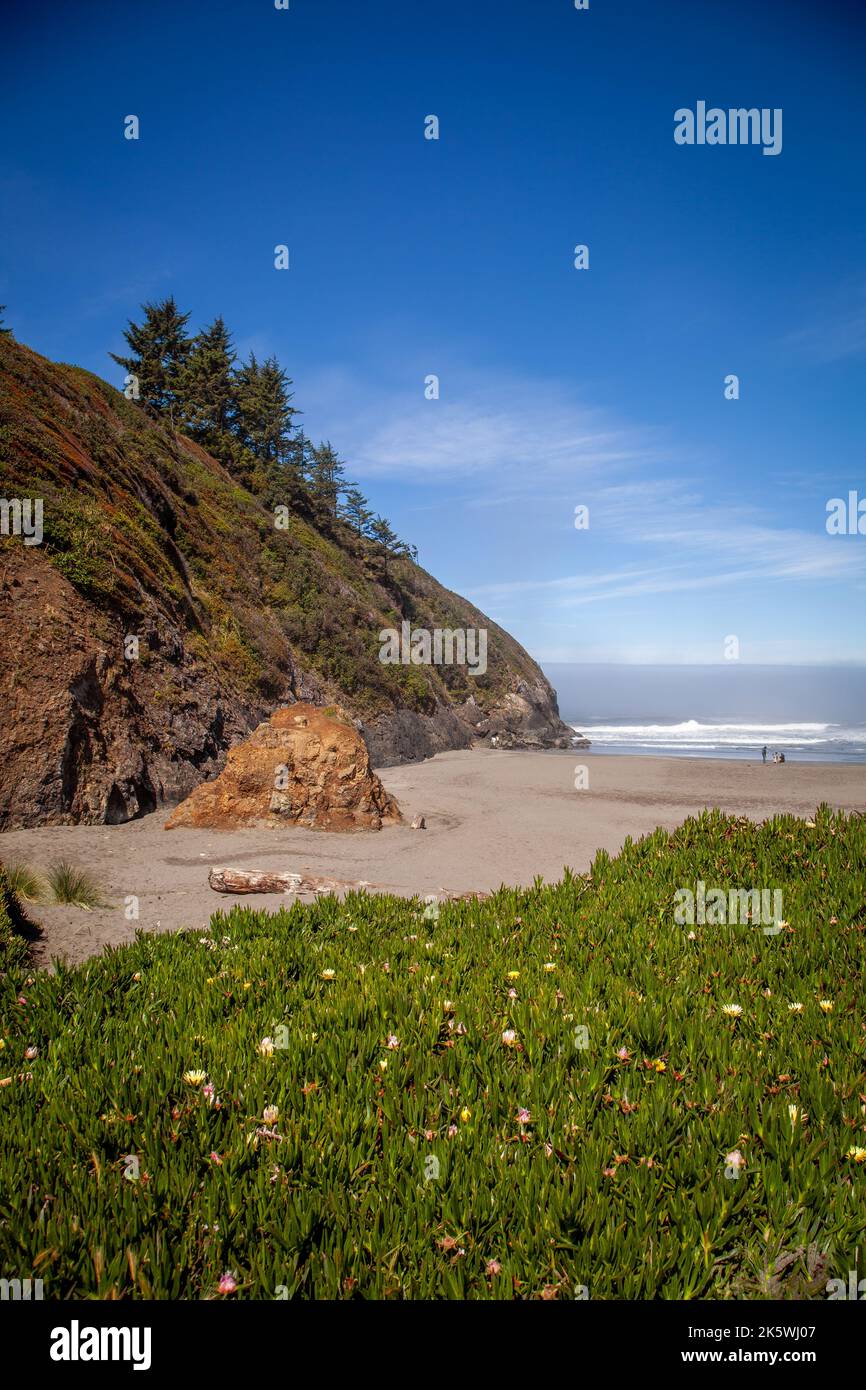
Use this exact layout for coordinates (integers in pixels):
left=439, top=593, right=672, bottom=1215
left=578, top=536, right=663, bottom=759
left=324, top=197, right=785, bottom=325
left=3, top=749, right=863, bottom=969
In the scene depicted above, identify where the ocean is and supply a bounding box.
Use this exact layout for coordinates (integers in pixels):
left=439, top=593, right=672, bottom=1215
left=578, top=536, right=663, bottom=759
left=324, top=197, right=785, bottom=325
left=544, top=663, right=866, bottom=764
left=570, top=718, right=866, bottom=762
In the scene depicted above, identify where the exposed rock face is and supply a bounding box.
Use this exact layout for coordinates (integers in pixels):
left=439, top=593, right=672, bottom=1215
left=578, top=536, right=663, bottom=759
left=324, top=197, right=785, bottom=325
left=457, top=677, right=586, bottom=751
left=0, top=546, right=259, bottom=829
left=164, top=704, right=401, bottom=831
left=361, top=676, right=580, bottom=764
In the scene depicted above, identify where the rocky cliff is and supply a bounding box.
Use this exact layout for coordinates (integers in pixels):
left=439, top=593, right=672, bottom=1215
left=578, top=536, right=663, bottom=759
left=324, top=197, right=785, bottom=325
left=0, top=336, right=582, bottom=830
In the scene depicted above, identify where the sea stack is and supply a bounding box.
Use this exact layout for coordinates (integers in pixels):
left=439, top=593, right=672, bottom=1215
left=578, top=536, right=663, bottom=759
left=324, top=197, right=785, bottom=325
left=164, top=704, right=401, bottom=832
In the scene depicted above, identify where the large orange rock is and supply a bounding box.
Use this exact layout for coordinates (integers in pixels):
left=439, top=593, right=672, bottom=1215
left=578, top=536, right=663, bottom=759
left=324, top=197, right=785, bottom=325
left=164, top=704, right=401, bottom=832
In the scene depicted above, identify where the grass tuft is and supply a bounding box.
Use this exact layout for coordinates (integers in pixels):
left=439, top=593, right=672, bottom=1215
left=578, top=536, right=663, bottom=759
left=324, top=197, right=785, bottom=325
left=46, top=861, right=106, bottom=909
left=4, top=862, right=48, bottom=903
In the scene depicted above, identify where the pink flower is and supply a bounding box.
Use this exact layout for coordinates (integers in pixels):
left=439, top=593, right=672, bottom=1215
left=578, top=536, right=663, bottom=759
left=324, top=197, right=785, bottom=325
left=447, top=1124, right=458, bottom=1138
left=24, top=1046, right=38, bottom=1060
left=616, top=1047, right=631, bottom=1062
left=218, top=1272, right=238, bottom=1295
left=485, top=1259, right=502, bottom=1277
left=517, top=1108, right=531, bottom=1125
left=209, top=1151, right=223, bottom=1165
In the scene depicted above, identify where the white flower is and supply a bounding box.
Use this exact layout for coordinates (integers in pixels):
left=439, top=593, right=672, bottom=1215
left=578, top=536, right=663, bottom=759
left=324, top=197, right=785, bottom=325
left=502, top=1029, right=517, bottom=1047
left=258, top=1037, right=275, bottom=1056
left=788, top=1002, right=804, bottom=1014
left=722, top=1004, right=743, bottom=1018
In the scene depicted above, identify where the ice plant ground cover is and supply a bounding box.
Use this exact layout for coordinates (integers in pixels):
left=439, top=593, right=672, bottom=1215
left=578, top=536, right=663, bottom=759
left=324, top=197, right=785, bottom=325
left=0, top=807, right=863, bottom=1299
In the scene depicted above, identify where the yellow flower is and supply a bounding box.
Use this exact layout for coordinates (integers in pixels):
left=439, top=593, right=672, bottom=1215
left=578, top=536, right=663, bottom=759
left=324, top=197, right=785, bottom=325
left=321, top=969, right=336, bottom=981
left=378, top=1059, right=388, bottom=1071
left=506, top=971, right=520, bottom=981
left=460, top=1106, right=471, bottom=1123
left=543, top=963, right=556, bottom=972
left=819, top=999, right=834, bottom=1012
left=653, top=1059, right=666, bottom=1073
left=243, top=982, right=252, bottom=991
left=183, top=1070, right=207, bottom=1086
left=847, top=1146, right=866, bottom=1163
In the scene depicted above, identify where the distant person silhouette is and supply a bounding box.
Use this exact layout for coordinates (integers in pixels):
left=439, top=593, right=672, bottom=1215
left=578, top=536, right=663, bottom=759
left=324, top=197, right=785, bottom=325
left=762, top=745, right=768, bottom=763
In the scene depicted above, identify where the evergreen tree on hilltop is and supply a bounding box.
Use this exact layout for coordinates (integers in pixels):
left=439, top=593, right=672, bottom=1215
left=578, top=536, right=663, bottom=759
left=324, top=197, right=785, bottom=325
left=308, top=440, right=347, bottom=517
left=0, top=306, right=11, bottom=336
left=369, top=515, right=399, bottom=551
left=340, top=484, right=374, bottom=536
left=289, top=428, right=312, bottom=485
left=110, top=297, right=191, bottom=417
left=234, top=353, right=296, bottom=464
left=177, top=316, right=236, bottom=451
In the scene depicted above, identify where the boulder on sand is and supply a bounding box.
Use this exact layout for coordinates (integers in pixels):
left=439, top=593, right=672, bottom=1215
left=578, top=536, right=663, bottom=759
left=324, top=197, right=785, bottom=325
left=164, top=704, right=401, bottom=831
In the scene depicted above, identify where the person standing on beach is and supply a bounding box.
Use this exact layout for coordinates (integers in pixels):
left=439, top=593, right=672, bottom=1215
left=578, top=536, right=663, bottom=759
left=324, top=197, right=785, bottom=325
left=762, top=745, right=768, bottom=763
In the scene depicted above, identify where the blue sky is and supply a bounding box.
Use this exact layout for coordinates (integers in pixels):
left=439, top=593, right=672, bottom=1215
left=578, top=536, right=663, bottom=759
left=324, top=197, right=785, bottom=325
left=2, top=0, right=865, bottom=666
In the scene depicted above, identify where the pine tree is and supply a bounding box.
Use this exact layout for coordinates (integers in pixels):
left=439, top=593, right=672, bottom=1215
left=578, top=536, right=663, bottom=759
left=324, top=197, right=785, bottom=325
left=369, top=515, right=399, bottom=551
left=0, top=306, right=11, bottom=336
left=289, top=429, right=312, bottom=485
left=308, top=440, right=347, bottom=516
left=234, top=354, right=296, bottom=463
left=177, top=316, right=236, bottom=449
left=109, top=297, right=191, bottom=416
left=340, top=484, right=374, bottom=536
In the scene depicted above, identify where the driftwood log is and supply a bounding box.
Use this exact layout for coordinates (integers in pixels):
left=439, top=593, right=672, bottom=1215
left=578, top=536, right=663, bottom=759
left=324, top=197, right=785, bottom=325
left=208, top=866, right=488, bottom=902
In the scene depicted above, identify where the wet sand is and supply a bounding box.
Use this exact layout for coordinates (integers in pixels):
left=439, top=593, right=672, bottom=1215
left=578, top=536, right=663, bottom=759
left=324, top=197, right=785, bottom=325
left=2, top=749, right=863, bottom=968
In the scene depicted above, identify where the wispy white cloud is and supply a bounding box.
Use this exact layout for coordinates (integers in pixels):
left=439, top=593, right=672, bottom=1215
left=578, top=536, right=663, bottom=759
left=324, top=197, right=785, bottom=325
left=466, top=479, right=866, bottom=607
left=296, top=367, right=671, bottom=482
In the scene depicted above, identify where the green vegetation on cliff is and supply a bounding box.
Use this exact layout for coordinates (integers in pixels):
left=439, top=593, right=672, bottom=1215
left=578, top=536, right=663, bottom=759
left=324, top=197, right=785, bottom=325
left=0, top=329, right=555, bottom=721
